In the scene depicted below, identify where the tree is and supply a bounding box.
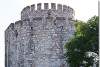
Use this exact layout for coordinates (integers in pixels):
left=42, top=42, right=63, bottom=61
left=64, top=16, right=99, bottom=67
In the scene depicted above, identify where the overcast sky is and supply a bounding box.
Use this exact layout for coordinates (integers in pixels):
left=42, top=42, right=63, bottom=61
left=0, top=0, right=98, bottom=67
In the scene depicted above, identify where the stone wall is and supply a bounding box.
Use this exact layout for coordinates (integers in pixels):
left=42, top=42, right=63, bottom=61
left=5, top=3, right=75, bottom=67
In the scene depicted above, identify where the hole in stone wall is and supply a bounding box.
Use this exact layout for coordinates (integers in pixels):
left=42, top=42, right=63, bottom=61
left=31, top=27, right=33, bottom=30
left=30, top=27, right=34, bottom=36
left=15, top=30, right=18, bottom=37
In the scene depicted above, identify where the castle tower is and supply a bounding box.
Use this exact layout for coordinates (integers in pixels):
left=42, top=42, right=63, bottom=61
left=5, top=3, right=75, bottom=67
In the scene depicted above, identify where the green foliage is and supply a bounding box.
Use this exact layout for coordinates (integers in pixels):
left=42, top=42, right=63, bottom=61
left=64, top=16, right=99, bottom=67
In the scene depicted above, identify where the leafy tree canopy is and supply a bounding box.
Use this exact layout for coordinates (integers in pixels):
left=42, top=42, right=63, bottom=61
left=64, top=16, right=99, bottom=67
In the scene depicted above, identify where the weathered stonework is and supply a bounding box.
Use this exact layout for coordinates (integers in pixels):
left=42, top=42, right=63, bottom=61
left=5, top=3, right=75, bottom=67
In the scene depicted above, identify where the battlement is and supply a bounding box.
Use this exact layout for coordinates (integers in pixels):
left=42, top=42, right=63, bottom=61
left=21, top=3, right=74, bottom=12
left=21, top=3, right=74, bottom=20
left=7, top=3, right=75, bottom=30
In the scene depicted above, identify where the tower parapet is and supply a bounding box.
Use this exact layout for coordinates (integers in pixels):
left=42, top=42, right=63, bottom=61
left=21, top=3, right=74, bottom=20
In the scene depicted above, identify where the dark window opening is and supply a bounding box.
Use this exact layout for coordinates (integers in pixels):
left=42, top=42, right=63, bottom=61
left=31, top=27, right=33, bottom=30
left=15, top=30, right=18, bottom=37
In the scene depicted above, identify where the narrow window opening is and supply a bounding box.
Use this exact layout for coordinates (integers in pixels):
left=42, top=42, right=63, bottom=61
left=31, top=27, right=33, bottom=30
left=15, top=30, right=18, bottom=37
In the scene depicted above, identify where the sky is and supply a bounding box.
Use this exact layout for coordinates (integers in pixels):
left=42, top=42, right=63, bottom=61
left=0, top=0, right=98, bottom=67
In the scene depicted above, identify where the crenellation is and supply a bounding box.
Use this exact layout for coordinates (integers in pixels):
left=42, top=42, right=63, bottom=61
left=15, top=20, right=23, bottom=25
left=44, top=3, right=49, bottom=9
left=6, top=23, right=14, bottom=30
left=37, top=3, right=42, bottom=10
left=51, top=3, right=56, bottom=10
left=22, top=6, right=31, bottom=13
left=10, top=23, right=14, bottom=30
left=57, top=4, right=62, bottom=12
left=68, top=6, right=75, bottom=15
left=14, top=20, right=23, bottom=29
left=21, top=6, right=31, bottom=20
left=21, top=3, right=74, bottom=21
left=30, top=4, right=35, bottom=11
left=63, top=5, right=68, bottom=13
left=63, top=5, right=74, bottom=14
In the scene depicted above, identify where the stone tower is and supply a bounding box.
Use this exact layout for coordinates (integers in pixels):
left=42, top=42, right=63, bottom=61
left=5, top=3, right=75, bottom=67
